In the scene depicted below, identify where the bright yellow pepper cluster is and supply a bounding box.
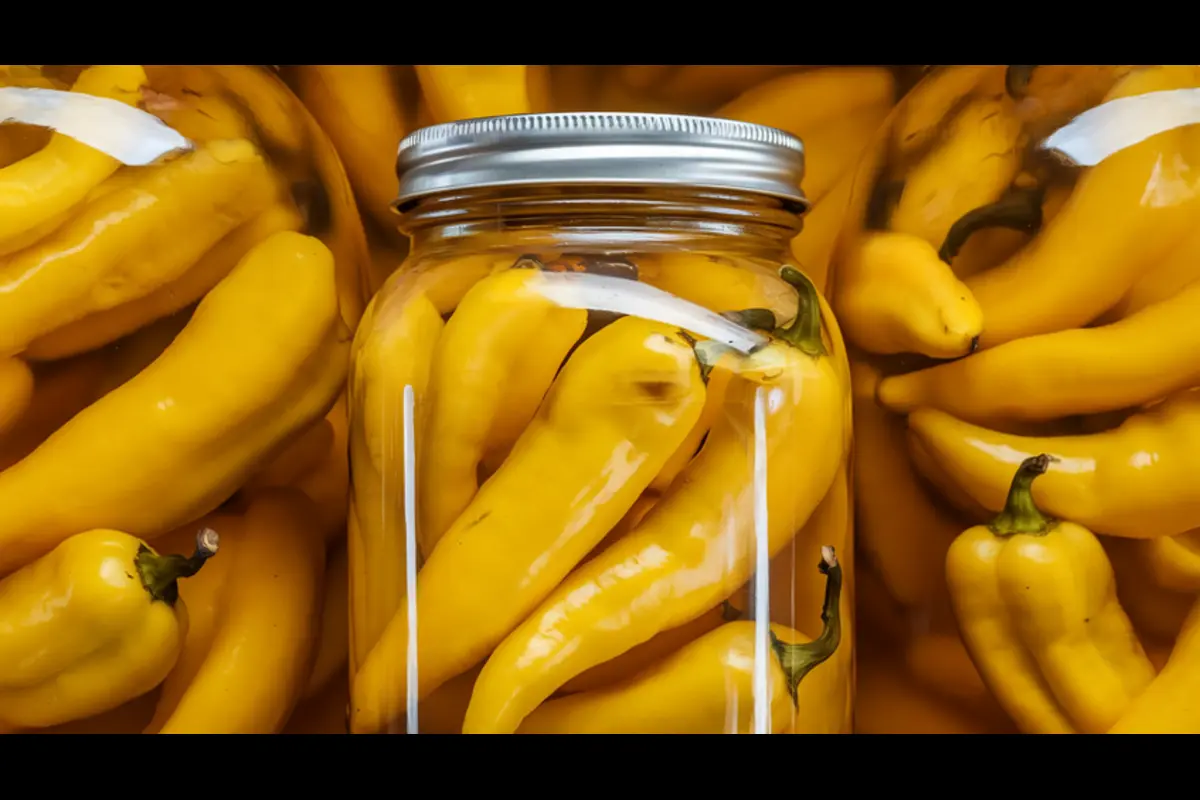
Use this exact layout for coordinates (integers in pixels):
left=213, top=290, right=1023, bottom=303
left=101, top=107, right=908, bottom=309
left=281, top=65, right=910, bottom=298
left=842, top=64, right=1200, bottom=733
left=346, top=251, right=853, bottom=734
left=0, top=64, right=367, bottom=734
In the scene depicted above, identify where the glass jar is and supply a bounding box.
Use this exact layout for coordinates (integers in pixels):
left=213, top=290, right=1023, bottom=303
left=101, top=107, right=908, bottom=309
left=0, top=65, right=363, bottom=734
left=347, top=112, right=854, bottom=734
left=832, top=64, right=1200, bottom=734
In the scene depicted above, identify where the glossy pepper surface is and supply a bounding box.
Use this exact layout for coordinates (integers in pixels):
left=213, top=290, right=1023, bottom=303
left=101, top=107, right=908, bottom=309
left=946, top=454, right=1155, bottom=734
left=462, top=267, right=848, bottom=735
left=351, top=315, right=707, bottom=733
left=0, top=527, right=218, bottom=729
left=908, top=389, right=1200, bottom=539
left=519, top=546, right=843, bottom=734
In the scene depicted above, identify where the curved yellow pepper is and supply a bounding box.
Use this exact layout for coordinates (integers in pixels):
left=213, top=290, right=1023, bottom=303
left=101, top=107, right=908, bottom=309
left=518, top=547, right=843, bottom=734
left=967, top=65, right=1200, bottom=350
left=946, top=454, right=1155, bottom=734
left=852, top=359, right=961, bottom=609
left=1110, top=596, right=1200, bottom=733
left=907, top=389, right=1200, bottom=539
left=414, top=65, right=533, bottom=123
left=0, top=357, right=32, bottom=437
left=834, top=229, right=983, bottom=359
left=352, top=316, right=707, bottom=733
left=0, top=230, right=349, bottom=575
left=157, top=488, right=325, bottom=734
left=26, top=200, right=302, bottom=360
left=303, top=541, right=349, bottom=700
left=0, top=138, right=277, bottom=358
left=348, top=289, right=443, bottom=676
left=879, top=276, right=1200, bottom=427
left=1140, top=530, right=1200, bottom=593
left=462, top=268, right=847, bottom=735
left=0, top=64, right=147, bottom=250
left=0, top=527, right=218, bottom=729
left=715, top=67, right=895, bottom=204
left=418, top=264, right=587, bottom=554
left=143, top=511, right=240, bottom=734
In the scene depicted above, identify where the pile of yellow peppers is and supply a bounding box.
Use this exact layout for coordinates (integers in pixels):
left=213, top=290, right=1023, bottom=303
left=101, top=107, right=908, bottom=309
left=838, top=64, right=1200, bottom=734
left=281, top=65, right=911, bottom=297
left=0, top=64, right=368, bottom=734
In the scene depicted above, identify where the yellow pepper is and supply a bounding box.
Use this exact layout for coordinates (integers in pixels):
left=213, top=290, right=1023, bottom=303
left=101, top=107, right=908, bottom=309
left=462, top=267, right=847, bottom=734
left=834, top=229, right=983, bottom=359
left=0, top=138, right=277, bottom=358
left=852, top=359, right=962, bottom=609
left=144, top=511, right=239, bottom=734
left=907, top=389, right=1200, bottom=539
left=945, top=454, right=1156, bottom=734
left=347, top=289, right=443, bottom=676
left=303, top=541, right=349, bottom=700
left=0, top=357, right=32, bottom=437
left=878, top=275, right=1200, bottom=427
left=967, top=65, right=1200, bottom=350
left=418, top=263, right=588, bottom=554
left=352, top=316, right=707, bottom=733
left=0, top=230, right=348, bottom=575
left=0, top=527, right=218, bottom=729
left=0, top=64, right=147, bottom=250
left=414, top=65, right=534, bottom=123
left=1140, top=529, right=1200, bottom=592
left=715, top=67, right=895, bottom=204
left=26, top=200, right=302, bottom=360
left=156, top=488, right=325, bottom=734
left=1109, top=597, right=1200, bottom=733
left=518, top=546, right=843, bottom=734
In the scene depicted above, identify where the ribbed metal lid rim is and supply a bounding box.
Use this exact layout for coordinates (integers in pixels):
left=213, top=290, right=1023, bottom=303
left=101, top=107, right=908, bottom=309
left=393, top=112, right=808, bottom=208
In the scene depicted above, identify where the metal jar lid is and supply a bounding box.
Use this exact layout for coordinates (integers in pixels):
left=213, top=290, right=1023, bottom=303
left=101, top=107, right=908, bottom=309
left=393, top=112, right=807, bottom=210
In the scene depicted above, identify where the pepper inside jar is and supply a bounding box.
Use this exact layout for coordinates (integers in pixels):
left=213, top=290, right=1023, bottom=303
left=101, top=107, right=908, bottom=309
left=347, top=112, right=856, bottom=734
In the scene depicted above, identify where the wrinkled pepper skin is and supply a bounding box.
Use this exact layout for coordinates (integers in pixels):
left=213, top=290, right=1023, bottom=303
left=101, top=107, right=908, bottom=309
left=0, top=527, right=218, bottom=729
left=419, top=265, right=587, bottom=554
left=462, top=268, right=847, bottom=735
left=519, top=547, right=843, bottom=734
left=1110, top=596, right=1200, bottom=733
left=0, top=230, right=349, bottom=575
left=351, top=316, right=706, bottom=733
left=946, top=455, right=1155, bottom=734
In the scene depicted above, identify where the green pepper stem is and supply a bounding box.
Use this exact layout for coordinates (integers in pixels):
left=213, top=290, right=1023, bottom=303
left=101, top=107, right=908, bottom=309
left=721, top=308, right=777, bottom=333
left=770, top=545, right=843, bottom=708
left=988, top=454, right=1057, bottom=536
left=938, top=186, right=1045, bottom=264
left=776, top=267, right=827, bottom=357
left=135, top=528, right=220, bottom=606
